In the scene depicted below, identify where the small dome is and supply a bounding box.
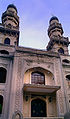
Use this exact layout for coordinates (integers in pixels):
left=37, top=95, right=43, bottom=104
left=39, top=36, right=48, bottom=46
left=49, top=16, right=59, bottom=23
left=7, top=4, right=17, bottom=13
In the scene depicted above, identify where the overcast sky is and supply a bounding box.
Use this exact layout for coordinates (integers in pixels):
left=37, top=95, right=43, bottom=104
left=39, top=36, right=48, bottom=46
left=0, top=0, right=70, bottom=51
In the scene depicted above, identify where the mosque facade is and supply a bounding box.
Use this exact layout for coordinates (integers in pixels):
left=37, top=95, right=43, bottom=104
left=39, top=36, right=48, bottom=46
left=0, top=4, right=70, bottom=119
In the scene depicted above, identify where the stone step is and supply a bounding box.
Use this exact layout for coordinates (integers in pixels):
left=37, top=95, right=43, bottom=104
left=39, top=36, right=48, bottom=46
left=23, top=117, right=64, bottom=119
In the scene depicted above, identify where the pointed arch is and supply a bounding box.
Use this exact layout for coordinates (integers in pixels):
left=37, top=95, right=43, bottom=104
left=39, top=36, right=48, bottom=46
left=24, top=67, right=54, bottom=85
left=58, top=48, right=64, bottom=54
left=4, top=38, right=10, bottom=45
left=12, top=110, right=23, bottom=119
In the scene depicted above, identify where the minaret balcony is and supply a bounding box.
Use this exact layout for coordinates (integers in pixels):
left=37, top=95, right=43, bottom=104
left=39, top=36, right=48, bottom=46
left=48, top=22, right=63, bottom=36
left=2, top=11, right=19, bottom=22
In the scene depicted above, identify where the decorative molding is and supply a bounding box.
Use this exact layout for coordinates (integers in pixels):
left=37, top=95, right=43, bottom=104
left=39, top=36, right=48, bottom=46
left=55, top=59, right=64, bottom=114
left=15, top=58, right=22, bottom=111
left=24, top=59, right=54, bottom=74
left=25, top=57, right=55, bottom=64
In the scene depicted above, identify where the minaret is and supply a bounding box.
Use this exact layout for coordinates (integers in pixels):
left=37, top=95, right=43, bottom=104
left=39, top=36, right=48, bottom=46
left=47, top=16, right=69, bottom=55
left=0, top=4, right=19, bottom=46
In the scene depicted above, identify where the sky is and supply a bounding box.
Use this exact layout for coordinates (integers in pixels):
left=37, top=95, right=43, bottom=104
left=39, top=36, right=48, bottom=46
left=0, top=0, right=70, bottom=51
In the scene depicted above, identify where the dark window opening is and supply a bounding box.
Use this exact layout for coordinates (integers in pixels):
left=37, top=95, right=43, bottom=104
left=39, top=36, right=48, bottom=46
left=31, top=98, right=46, bottom=117
left=58, top=48, right=64, bottom=54
left=66, top=75, right=70, bottom=81
left=31, top=72, right=45, bottom=85
left=0, top=95, right=3, bottom=114
left=14, top=41, right=17, bottom=45
left=48, top=97, right=53, bottom=102
left=0, top=50, right=9, bottom=55
left=8, top=23, right=11, bottom=26
left=56, top=41, right=59, bottom=44
left=63, top=59, right=69, bottom=63
left=7, top=24, right=12, bottom=28
left=4, top=38, right=10, bottom=45
left=0, top=67, right=7, bottom=83
left=60, top=41, right=63, bottom=45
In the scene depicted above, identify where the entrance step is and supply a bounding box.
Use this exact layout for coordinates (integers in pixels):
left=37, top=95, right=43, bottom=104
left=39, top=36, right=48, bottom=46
left=24, top=117, right=64, bottom=119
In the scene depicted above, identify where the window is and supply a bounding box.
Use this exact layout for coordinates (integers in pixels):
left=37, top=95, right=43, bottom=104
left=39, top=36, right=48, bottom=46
left=7, top=24, right=12, bottom=28
left=0, top=95, right=3, bottom=114
left=0, top=67, right=7, bottom=83
left=58, top=48, right=64, bottom=54
left=31, top=72, right=45, bottom=85
left=66, top=75, right=70, bottom=81
left=62, top=59, right=69, bottom=63
left=8, top=23, right=11, bottom=26
left=0, top=50, right=9, bottom=55
left=4, top=38, right=10, bottom=45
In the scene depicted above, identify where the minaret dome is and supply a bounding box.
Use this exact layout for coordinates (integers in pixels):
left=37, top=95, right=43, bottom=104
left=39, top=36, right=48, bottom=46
left=48, top=16, right=63, bottom=38
left=49, top=16, right=59, bottom=24
left=7, top=4, right=17, bottom=14
left=2, top=4, right=19, bottom=27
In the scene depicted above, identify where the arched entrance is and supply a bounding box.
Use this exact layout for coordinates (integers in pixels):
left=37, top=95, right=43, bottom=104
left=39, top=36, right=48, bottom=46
left=31, top=98, right=46, bottom=117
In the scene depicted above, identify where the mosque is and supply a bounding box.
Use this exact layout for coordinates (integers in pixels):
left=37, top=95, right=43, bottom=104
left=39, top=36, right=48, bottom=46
left=0, top=4, right=70, bottom=119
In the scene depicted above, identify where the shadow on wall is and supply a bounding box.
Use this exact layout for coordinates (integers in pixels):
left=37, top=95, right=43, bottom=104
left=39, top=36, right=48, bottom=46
left=64, top=112, right=70, bottom=119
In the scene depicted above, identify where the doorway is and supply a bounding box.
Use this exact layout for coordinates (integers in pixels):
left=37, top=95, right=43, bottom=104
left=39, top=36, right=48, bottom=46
left=31, top=98, right=46, bottom=117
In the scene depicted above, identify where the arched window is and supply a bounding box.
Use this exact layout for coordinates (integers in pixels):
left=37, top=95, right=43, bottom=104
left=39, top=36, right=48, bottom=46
left=31, top=72, right=45, bottom=85
left=31, top=98, right=46, bottom=117
left=0, top=95, right=3, bottom=114
left=4, top=38, right=10, bottom=45
left=0, top=67, right=7, bottom=83
left=63, top=59, right=69, bottom=63
left=0, top=50, right=9, bottom=55
left=66, top=75, right=70, bottom=81
left=58, top=48, right=64, bottom=54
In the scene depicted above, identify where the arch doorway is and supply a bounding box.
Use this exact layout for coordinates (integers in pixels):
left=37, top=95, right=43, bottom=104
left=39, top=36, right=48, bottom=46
left=31, top=98, right=46, bottom=117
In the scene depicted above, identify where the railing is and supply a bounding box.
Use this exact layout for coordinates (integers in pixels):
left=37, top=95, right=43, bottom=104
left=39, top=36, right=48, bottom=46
left=0, top=23, right=4, bottom=28
left=0, top=23, right=19, bottom=31
left=2, top=11, right=19, bottom=21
